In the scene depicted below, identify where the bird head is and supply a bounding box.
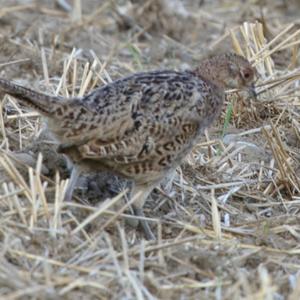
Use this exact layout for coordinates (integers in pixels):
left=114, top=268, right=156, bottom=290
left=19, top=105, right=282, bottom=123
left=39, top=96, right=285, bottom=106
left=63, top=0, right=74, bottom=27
left=196, top=52, right=257, bottom=98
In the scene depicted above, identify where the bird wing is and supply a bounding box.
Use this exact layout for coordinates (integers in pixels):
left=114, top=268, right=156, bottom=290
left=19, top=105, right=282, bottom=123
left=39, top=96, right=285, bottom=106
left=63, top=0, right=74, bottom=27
left=60, top=70, right=209, bottom=162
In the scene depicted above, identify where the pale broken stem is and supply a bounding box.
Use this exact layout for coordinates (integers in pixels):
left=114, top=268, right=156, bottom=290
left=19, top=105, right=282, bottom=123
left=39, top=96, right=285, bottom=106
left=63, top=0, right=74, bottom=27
left=0, top=100, right=8, bottom=150
left=35, top=153, right=50, bottom=221
left=211, top=188, right=222, bottom=241
left=78, top=61, right=90, bottom=96
left=0, top=58, right=30, bottom=68
left=8, top=182, right=27, bottom=226
left=64, top=167, right=81, bottom=202
left=56, top=0, right=72, bottom=12
left=260, top=28, right=300, bottom=62
left=39, top=29, right=50, bottom=87
left=251, top=23, right=294, bottom=61
left=72, top=0, right=82, bottom=22
left=90, top=49, right=113, bottom=84
left=72, top=58, right=77, bottom=97
left=52, top=172, right=69, bottom=237
left=56, top=48, right=77, bottom=95
left=0, top=154, right=33, bottom=203
left=29, top=167, right=37, bottom=229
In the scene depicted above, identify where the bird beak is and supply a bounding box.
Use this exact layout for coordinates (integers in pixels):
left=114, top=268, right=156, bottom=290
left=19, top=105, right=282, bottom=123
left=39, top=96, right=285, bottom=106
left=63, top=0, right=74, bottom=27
left=248, top=83, right=257, bottom=99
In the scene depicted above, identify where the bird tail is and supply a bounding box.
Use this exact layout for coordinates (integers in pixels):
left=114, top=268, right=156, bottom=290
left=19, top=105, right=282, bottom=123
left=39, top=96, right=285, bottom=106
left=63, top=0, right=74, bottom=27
left=0, top=78, right=62, bottom=116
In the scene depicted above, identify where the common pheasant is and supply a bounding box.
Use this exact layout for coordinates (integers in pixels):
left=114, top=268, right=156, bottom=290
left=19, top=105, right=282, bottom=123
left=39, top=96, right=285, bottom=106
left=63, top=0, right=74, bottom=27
left=0, top=52, right=256, bottom=239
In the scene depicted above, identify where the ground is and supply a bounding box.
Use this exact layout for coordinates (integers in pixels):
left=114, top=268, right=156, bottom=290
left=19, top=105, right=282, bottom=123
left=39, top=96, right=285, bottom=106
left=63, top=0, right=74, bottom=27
left=0, top=0, right=300, bottom=299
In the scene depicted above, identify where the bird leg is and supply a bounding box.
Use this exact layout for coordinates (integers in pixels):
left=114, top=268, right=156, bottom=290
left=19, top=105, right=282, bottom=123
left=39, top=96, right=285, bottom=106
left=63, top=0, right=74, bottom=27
left=129, top=183, right=156, bottom=240
left=64, top=167, right=81, bottom=202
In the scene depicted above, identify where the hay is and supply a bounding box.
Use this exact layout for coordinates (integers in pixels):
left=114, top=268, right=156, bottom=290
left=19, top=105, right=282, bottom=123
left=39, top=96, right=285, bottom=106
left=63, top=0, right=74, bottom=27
left=0, top=0, right=299, bottom=299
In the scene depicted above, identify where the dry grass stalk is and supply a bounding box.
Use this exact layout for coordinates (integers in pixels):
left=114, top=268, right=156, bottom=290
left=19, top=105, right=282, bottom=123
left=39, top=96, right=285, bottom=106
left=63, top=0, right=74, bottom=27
left=0, top=1, right=300, bottom=299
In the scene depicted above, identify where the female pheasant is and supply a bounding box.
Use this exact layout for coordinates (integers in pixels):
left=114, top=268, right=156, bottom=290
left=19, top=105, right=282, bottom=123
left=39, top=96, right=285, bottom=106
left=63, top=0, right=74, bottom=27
left=0, top=53, right=256, bottom=239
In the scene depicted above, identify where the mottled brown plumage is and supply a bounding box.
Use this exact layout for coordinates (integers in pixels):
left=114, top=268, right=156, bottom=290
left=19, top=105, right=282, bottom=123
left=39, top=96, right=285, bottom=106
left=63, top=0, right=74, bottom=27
left=0, top=52, right=256, bottom=239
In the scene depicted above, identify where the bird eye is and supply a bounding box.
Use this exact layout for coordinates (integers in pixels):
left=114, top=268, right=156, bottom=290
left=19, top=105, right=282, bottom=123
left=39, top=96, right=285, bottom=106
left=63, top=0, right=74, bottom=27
left=241, top=70, right=252, bottom=80
left=244, top=72, right=250, bottom=78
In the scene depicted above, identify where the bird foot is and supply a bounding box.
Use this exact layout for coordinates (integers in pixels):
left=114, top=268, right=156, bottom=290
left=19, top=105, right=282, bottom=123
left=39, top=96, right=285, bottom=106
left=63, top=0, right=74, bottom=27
left=132, top=207, right=156, bottom=240
left=140, top=218, right=156, bottom=240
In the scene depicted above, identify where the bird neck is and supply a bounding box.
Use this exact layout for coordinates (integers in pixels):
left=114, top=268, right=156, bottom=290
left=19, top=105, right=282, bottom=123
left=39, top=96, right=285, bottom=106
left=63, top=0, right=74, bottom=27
left=192, top=60, right=225, bottom=90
